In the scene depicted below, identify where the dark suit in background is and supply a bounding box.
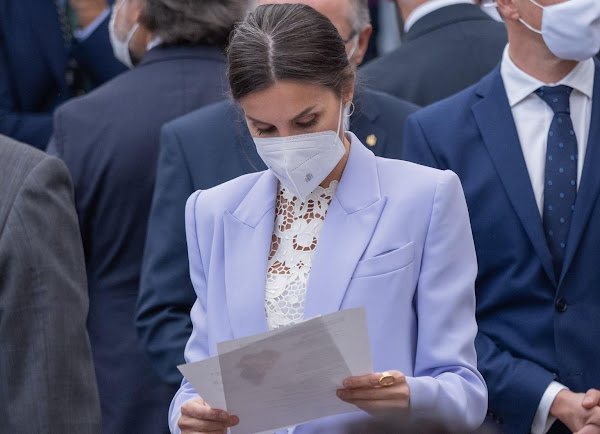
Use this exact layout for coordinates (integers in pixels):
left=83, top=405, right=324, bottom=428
left=403, top=63, right=600, bottom=433
left=47, top=45, right=228, bottom=434
left=136, top=89, right=419, bottom=386
left=0, top=134, right=101, bottom=433
left=0, top=0, right=125, bottom=149
left=360, top=4, right=507, bottom=106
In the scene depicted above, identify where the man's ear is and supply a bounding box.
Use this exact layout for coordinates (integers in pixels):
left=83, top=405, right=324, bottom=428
left=352, top=25, right=373, bottom=67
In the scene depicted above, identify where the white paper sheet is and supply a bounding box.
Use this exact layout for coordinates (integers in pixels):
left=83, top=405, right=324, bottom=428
left=177, top=356, right=227, bottom=411
left=178, top=308, right=372, bottom=434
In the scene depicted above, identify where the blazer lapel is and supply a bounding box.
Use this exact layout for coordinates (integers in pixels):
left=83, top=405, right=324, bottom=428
left=350, top=90, right=389, bottom=158
left=223, top=172, right=277, bottom=338
left=472, top=68, right=557, bottom=285
left=303, top=136, right=387, bottom=320
left=559, top=60, right=600, bottom=285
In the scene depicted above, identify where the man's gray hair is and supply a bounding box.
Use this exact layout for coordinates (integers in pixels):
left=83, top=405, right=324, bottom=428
left=350, top=0, right=371, bottom=32
left=140, top=0, right=250, bottom=49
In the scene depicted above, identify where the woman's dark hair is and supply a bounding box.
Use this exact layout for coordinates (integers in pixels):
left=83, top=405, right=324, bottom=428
left=227, top=4, right=355, bottom=101
left=139, top=0, right=248, bottom=49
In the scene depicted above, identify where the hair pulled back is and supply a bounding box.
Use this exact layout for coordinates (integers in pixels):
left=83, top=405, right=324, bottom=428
left=227, top=4, right=355, bottom=102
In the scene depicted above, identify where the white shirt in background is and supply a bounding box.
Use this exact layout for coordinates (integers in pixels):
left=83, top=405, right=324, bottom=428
left=500, top=44, right=593, bottom=216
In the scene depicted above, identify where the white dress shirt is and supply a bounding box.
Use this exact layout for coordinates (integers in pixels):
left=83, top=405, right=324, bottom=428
left=500, top=45, right=594, bottom=216
left=500, top=44, right=595, bottom=434
left=404, top=0, right=474, bottom=33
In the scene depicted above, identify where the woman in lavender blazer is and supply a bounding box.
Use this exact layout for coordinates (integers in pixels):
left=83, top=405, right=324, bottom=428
left=170, top=4, right=487, bottom=433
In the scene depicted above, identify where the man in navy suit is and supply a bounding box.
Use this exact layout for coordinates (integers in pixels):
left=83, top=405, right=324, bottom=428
left=360, top=0, right=507, bottom=106
left=136, top=0, right=419, bottom=388
left=0, top=0, right=125, bottom=149
left=404, top=0, right=600, bottom=433
left=47, top=0, right=249, bottom=432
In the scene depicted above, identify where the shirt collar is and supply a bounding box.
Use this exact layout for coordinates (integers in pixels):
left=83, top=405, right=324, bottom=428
left=404, top=0, right=474, bottom=32
left=501, top=44, right=595, bottom=107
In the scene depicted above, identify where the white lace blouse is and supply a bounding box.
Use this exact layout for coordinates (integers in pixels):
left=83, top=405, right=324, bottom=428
left=264, top=180, right=339, bottom=330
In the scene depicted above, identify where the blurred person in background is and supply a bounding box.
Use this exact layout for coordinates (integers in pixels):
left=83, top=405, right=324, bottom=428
left=0, top=134, right=101, bottom=433
left=136, top=0, right=419, bottom=390
left=363, top=0, right=381, bottom=63
left=360, top=0, right=507, bottom=106
left=46, top=0, right=248, bottom=432
left=404, top=0, right=600, bottom=432
left=0, top=0, right=126, bottom=149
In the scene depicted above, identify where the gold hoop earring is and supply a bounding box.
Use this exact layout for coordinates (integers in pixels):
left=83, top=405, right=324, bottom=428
left=345, top=102, right=355, bottom=117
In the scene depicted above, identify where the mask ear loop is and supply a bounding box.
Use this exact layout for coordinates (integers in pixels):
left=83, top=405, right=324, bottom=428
left=122, top=23, right=140, bottom=67
left=335, top=99, right=344, bottom=138
left=483, top=0, right=544, bottom=34
left=347, top=35, right=359, bottom=60
left=114, top=0, right=124, bottom=13
left=336, top=100, right=353, bottom=144
left=126, top=23, right=140, bottom=44
left=518, top=0, right=545, bottom=34
left=519, top=17, right=543, bottom=34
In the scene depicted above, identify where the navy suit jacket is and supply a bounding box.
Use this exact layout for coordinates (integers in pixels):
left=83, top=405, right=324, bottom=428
left=0, top=0, right=125, bottom=149
left=360, top=4, right=507, bottom=107
left=47, top=45, right=228, bottom=434
left=136, top=89, right=419, bottom=386
left=403, top=62, right=600, bottom=433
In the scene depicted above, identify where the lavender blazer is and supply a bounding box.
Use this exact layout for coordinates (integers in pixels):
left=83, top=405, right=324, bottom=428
left=169, top=133, right=487, bottom=432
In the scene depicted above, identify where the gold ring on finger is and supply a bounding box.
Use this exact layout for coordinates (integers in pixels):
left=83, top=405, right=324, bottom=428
left=378, top=371, right=395, bottom=387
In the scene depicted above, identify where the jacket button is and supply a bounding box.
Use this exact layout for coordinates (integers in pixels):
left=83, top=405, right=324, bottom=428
left=555, top=298, right=568, bottom=312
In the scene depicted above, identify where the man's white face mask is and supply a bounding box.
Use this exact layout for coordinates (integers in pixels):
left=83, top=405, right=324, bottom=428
left=519, top=0, right=600, bottom=61
left=109, top=0, right=140, bottom=68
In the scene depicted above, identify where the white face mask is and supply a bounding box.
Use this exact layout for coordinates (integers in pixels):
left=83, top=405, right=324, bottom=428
left=253, top=101, right=347, bottom=202
left=109, top=0, right=140, bottom=68
left=520, top=0, right=600, bottom=61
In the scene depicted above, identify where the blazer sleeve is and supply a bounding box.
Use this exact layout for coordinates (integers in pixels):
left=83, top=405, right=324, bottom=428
left=0, top=33, right=53, bottom=149
left=136, top=123, right=197, bottom=387
left=404, top=114, right=556, bottom=432
left=169, top=190, right=209, bottom=434
left=404, top=170, right=488, bottom=432
left=71, top=13, right=127, bottom=87
left=0, top=156, right=102, bottom=433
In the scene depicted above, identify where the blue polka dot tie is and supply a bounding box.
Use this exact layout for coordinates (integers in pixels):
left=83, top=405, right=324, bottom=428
left=535, top=85, right=577, bottom=278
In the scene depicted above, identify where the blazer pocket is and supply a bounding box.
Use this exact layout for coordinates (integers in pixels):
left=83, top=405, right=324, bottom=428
left=353, top=242, right=415, bottom=279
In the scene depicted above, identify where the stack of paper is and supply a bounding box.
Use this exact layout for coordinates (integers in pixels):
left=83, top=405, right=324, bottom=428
left=178, top=307, right=373, bottom=434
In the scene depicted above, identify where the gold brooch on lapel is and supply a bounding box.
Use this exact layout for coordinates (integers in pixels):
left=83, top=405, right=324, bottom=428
left=366, top=134, right=377, bottom=147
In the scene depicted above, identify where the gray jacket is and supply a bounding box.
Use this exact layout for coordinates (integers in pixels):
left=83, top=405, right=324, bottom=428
left=0, top=135, right=101, bottom=433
